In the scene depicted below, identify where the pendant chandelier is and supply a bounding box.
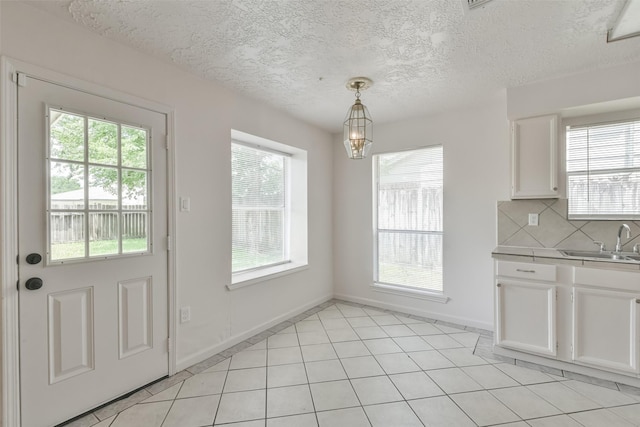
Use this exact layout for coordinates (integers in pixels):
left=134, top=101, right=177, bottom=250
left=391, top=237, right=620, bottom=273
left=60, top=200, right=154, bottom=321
left=343, top=77, right=373, bottom=159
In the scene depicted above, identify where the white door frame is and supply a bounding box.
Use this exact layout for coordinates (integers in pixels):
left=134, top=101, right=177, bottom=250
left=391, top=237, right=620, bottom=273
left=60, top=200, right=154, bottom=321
left=0, top=56, right=178, bottom=427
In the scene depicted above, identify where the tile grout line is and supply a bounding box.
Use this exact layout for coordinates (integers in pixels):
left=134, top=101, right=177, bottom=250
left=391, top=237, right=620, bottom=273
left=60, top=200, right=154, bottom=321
left=331, top=305, right=376, bottom=427
left=211, top=358, right=231, bottom=426
left=301, top=316, right=331, bottom=426
left=83, top=299, right=640, bottom=426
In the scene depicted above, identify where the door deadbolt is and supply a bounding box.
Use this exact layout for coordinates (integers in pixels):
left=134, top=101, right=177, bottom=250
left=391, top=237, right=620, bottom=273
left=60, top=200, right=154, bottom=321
left=25, top=277, right=43, bottom=291
left=26, top=253, right=42, bottom=265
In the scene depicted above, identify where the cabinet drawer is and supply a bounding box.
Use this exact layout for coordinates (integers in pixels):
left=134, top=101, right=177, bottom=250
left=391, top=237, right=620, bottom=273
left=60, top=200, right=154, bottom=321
left=497, top=261, right=556, bottom=282
left=574, top=267, right=640, bottom=291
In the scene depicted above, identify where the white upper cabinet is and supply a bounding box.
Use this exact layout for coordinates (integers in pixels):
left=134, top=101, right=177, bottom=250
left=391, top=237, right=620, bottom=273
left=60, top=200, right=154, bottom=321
left=511, top=114, right=559, bottom=199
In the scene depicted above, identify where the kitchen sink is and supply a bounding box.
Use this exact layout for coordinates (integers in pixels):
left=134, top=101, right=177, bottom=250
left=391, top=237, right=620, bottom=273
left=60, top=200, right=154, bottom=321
left=560, top=250, right=637, bottom=261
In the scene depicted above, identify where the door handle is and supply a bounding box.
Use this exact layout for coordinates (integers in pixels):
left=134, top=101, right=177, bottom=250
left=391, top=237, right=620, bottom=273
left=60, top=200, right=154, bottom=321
left=26, top=253, right=42, bottom=265
left=25, top=277, right=43, bottom=291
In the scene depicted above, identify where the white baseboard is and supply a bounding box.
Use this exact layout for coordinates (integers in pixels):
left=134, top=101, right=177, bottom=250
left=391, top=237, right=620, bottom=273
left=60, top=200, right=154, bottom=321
left=334, top=293, right=493, bottom=331
left=176, top=293, right=333, bottom=371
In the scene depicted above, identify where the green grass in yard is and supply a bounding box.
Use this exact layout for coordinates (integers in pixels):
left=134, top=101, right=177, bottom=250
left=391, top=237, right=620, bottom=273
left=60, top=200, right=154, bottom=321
left=51, top=238, right=148, bottom=260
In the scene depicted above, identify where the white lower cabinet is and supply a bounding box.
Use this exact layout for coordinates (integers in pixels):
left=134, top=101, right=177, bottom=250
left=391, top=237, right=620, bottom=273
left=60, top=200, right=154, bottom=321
left=495, top=258, right=640, bottom=380
left=495, top=261, right=557, bottom=357
left=572, top=286, right=640, bottom=374
left=496, top=280, right=556, bottom=356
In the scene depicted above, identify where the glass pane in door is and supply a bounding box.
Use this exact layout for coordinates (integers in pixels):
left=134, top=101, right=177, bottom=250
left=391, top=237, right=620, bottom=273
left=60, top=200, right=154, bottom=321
left=50, top=161, right=84, bottom=210
left=121, top=126, right=147, bottom=169
left=88, top=119, right=118, bottom=165
left=89, top=212, right=119, bottom=256
left=49, top=110, right=84, bottom=162
left=50, top=212, right=85, bottom=260
left=122, top=212, right=148, bottom=253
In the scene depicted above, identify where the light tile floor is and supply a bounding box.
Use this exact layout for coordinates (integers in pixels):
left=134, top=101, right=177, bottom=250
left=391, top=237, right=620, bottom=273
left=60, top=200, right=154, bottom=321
left=65, top=300, right=640, bottom=427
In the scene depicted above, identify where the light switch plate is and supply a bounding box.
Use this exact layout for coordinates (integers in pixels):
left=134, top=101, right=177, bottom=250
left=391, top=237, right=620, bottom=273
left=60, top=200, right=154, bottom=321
left=528, top=213, right=539, bottom=226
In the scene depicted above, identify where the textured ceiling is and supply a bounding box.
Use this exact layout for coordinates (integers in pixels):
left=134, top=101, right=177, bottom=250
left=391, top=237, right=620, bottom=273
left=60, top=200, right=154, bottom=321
left=26, top=0, right=640, bottom=132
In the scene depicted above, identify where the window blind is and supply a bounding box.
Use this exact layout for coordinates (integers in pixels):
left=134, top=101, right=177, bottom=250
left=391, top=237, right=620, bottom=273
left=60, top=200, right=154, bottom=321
left=232, top=143, right=287, bottom=273
left=375, top=146, right=443, bottom=292
left=567, top=118, right=640, bottom=219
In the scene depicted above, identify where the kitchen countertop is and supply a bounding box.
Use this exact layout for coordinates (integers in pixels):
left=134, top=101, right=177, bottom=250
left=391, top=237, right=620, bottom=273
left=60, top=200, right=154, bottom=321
left=492, top=246, right=640, bottom=271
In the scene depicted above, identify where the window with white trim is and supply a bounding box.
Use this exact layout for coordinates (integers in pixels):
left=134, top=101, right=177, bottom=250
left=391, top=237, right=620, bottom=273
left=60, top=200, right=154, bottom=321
left=567, top=117, right=640, bottom=219
left=230, top=130, right=308, bottom=289
left=232, top=142, right=289, bottom=273
left=373, top=146, right=444, bottom=293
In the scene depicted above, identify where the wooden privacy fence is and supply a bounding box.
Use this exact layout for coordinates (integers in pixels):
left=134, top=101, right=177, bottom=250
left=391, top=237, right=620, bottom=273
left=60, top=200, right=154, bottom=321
left=232, top=208, right=283, bottom=253
left=378, top=186, right=443, bottom=267
left=50, top=211, right=147, bottom=243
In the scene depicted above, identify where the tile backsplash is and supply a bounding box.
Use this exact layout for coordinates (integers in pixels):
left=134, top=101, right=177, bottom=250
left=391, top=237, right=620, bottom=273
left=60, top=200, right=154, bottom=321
left=497, top=199, right=640, bottom=251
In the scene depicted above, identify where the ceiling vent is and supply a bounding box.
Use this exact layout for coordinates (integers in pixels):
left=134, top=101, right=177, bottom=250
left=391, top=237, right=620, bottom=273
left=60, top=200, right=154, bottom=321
left=467, top=0, right=493, bottom=10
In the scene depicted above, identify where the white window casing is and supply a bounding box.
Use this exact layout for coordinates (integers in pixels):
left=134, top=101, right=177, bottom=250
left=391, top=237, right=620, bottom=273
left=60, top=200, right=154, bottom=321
left=229, top=130, right=308, bottom=289
left=373, top=146, right=444, bottom=297
left=566, top=115, right=640, bottom=220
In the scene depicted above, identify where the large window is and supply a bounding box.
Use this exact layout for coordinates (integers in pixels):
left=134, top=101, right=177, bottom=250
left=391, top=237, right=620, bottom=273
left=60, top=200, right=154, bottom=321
left=567, top=117, right=640, bottom=219
left=374, top=146, right=443, bottom=293
left=232, top=142, right=288, bottom=273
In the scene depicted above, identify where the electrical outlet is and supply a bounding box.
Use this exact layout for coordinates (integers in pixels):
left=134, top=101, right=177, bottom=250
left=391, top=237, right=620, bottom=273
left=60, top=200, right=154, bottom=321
left=180, top=306, right=191, bottom=323
left=180, top=197, right=191, bottom=212
left=528, top=213, right=539, bottom=226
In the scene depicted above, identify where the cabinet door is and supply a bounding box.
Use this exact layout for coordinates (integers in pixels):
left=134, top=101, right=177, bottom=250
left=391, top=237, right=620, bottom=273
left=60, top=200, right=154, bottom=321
left=511, top=114, right=559, bottom=199
left=572, top=287, right=639, bottom=374
left=496, top=280, right=556, bottom=356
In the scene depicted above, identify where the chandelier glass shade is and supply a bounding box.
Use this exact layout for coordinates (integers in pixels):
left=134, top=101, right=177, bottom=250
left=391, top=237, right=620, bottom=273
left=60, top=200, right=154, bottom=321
left=343, top=78, right=373, bottom=159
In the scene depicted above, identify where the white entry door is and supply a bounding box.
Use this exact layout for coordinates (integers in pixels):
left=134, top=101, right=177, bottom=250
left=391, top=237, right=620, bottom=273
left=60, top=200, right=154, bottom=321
left=17, top=74, right=169, bottom=427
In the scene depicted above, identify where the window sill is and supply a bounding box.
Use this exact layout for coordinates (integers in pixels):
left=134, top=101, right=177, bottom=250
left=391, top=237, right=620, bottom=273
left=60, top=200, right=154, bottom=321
left=371, top=282, right=449, bottom=303
left=228, top=262, right=309, bottom=291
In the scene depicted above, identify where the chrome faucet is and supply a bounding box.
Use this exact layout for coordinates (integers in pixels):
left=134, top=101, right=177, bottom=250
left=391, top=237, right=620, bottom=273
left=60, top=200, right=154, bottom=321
left=615, top=224, right=631, bottom=252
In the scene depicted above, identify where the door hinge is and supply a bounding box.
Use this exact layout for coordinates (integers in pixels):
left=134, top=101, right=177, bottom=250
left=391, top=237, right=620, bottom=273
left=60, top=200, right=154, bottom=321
left=556, top=341, right=559, bottom=351
left=16, top=254, right=19, bottom=264
left=556, top=290, right=558, bottom=301
left=16, top=280, right=20, bottom=291
left=571, top=293, right=574, bottom=303
left=165, top=138, right=169, bottom=150
left=570, top=344, right=574, bottom=355
left=166, top=338, right=172, bottom=352
left=167, top=236, right=172, bottom=251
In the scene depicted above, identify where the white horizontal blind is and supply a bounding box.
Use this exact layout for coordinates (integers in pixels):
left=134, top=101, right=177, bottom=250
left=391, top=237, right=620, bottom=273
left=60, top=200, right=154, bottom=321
left=375, top=146, right=443, bottom=292
left=232, top=143, right=287, bottom=273
left=567, top=118, right=640, bottom=219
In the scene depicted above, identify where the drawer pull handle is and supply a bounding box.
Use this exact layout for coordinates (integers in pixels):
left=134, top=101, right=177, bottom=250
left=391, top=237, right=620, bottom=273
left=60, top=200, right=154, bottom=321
left=516, top=269, right=536, bottom=273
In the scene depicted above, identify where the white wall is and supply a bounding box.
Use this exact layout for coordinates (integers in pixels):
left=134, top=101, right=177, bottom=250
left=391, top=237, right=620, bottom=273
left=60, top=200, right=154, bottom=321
left=507, top=61, right=640, bottom=119
left=333, top=91, right=510, bottom=330
left=0, top=2, right=333, bottom=369
left=332, top=59, right=640, bottom=331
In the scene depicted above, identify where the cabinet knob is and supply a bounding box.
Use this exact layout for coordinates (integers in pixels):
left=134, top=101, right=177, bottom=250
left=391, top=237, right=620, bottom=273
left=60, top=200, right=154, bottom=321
left=636, top=299, right=640, bottom=304
left=497, top=283, right=502, bottom=288
left=553, top=187, right=558, bottom=191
